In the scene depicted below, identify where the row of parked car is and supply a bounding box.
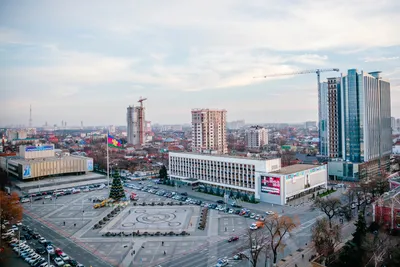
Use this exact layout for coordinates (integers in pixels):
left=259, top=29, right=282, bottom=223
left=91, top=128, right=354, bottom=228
left=20, top=184, right=108, bottom=203
left=127, top=182, right=276, bottom=222
left=1, top=222, right=84, bottom=267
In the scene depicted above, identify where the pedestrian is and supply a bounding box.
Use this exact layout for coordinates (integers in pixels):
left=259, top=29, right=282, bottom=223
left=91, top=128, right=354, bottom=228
left=74, top=223, right=76, bottom=227
left=133, top=250, right=135, bottom=255
left=42, top=201, right=44, bottom=204
left=129, top=210, right=131, bottom=214
left=302, top=254, right=304, bottom=259
left=162, top=241, right=164, bottom=246
left=190, top=222, right=192, bottom=227
left=163, top=251, right=166, bottom=255
left=63, top=221, right=65, bottom=226
left=141, top=245, right=144, bottom=248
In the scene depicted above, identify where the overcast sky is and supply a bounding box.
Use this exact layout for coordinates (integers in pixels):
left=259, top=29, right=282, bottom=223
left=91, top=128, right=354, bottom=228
left=1, top=0, right=399, bottom=127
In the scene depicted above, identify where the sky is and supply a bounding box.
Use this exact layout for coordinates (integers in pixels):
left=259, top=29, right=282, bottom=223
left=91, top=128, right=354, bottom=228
left=1, top=0, right=400, bottom=127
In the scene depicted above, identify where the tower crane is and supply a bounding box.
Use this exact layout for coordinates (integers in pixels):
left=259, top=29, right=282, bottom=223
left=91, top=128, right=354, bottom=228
left=254, top=68, right=340, bottom=156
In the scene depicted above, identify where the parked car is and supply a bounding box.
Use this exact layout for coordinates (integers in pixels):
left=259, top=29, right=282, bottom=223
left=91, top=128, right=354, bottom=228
left=228, top=236, right=239, bottom=242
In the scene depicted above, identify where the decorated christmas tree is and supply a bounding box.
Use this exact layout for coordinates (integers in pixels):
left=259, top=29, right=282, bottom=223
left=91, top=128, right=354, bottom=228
left=109, top=170, right=125, bottom=201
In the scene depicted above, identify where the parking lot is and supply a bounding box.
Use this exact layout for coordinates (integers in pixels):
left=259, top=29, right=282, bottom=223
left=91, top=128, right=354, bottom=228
left=15, top=179, right=322, bottom=267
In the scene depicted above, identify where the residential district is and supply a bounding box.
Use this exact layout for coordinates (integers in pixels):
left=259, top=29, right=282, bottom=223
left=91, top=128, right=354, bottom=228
left=1, top=69, right=400, bottom=267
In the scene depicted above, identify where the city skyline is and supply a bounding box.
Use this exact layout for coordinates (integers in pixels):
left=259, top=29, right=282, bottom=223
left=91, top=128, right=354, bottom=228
left=1, top=0, right=400, bottom=126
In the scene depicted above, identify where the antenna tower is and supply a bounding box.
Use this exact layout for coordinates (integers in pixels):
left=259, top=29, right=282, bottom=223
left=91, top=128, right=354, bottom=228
left=29, top=105, right=32, bottom=127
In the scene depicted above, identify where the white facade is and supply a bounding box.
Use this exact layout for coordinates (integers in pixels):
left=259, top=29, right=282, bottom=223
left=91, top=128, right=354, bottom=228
left=259, top=164, right=327, bottom=205
left=19, top=144, right=55, bottom=159
left=169, top=152, right=327, bottom=204
left=169, top=152, right=281, bottom=199
left=191, top=109, right=227, bottom=154
left=162, top=125, right=183, bottom=132
left=245, top=126, right=268, bottom=148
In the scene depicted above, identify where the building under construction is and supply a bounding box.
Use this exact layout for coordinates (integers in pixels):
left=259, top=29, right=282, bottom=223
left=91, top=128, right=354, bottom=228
left=126, top=97, right=147, bottom=146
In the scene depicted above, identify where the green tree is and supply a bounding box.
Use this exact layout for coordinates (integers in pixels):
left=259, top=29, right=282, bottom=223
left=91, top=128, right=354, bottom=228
left=353, top=212, right=367, bottom=247
left=243, top=193, right=249, bottom=202
left=112, top=169, right=120, bottom=178
left=170, top=180, right=175, bottom=187
left=250, top=194, right=256, bottom=203
left=159, top=165, right=168, bottom=181
left=216, top=187, right=221, bottom=196
left=203, top=186, right=208, bottom=194
left=109, top=176, right=125, bottom=201
left=229, top=190, right=234, bottom=198
left=235, top=191, right=242, bottom=199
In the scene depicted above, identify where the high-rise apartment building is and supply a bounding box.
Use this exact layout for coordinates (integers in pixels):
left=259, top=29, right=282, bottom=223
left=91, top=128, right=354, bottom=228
left=126, top=105, right=146, bottom=146
left=191, top=109, right=227, bottom=154
left=327, top=77, right=342, bottom=158
left=245, top=125, right=268, bottom=149
left=319, top=82, right=329, bottom=156
left=326, top=69, right=391, bottom=181
left=127, top=106, right=135, bottom=144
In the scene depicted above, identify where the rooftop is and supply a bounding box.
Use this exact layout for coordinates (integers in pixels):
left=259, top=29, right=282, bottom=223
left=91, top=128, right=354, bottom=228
left=9, top=155, right=89, bottom=164
left=169, top=151, right=279, bottom=161
left=270, top=164, right=320, bottom=174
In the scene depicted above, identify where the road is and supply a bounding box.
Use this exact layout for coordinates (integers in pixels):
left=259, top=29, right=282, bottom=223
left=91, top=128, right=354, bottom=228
left=159, top=238, right=244, bottom=267
left=23, top=213, right=112, bottom=267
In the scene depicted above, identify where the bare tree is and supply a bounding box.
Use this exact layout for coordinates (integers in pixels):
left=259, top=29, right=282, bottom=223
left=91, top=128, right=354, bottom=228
left=239, top=228, right=270, bottom=267
left=363, top=231, right=393, bottom=267
left=263, top=214, right=299, bottom=264
left=314, top=197, right=342, bottom=228
left=311, top=218, right=341, bottom=263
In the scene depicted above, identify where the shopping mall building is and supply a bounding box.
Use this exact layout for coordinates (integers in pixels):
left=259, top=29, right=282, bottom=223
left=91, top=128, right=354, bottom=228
left=168, top=152, right=327, bottom=205
left=0, top=144, right=94, bottom=181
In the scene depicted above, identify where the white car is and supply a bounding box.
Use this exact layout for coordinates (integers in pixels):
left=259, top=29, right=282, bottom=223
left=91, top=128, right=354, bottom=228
left=265, top=211, right=275, bottom=215
left=16, top=222, right=23, bottom=226
left=28, top=254, right=41, bottom=263
left=44, top=195, right=52, bottom=199
left=59, top=252, right=69, bottom=261
left=11, top=225, right=19, bottom=231
left=46, top=246, right=54, bottom=254
left=54, top=257, right=64, bottom=266
left=39, top=237, right=47, bottom=244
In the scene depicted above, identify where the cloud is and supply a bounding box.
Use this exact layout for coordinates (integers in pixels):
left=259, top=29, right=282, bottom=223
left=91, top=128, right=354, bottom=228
left=363, top=56, right=399, bottom=62
left=1, top=0, right=400, bottom=125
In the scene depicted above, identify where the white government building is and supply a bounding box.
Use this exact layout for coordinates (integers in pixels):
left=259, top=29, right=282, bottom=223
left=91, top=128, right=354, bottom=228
left=169, top=152, right=327, bottom=205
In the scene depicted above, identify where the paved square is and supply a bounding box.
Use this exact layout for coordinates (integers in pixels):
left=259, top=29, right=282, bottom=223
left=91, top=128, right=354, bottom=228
left=104, top=206, right=199, bottom=233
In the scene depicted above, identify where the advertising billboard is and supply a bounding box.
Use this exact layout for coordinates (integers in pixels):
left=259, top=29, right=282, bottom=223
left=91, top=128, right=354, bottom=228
left=261, top=176, right=280, bottom=195
left=87, top=159, right=94, bottom=172
left=23, top=165, right=31, bottom=178
left=25, top=145, right=54, bottom=152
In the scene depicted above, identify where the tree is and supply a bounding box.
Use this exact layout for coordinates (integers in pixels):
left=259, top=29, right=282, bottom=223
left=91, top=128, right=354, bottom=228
left=353, top=212, right=367, bottom=247
left=216, top=187, right=221, bottom=196
left=0, top=191, right=23, bottom=246
left=264, top=214, right=299, bottom=264
left=250, top=194, right=256, bottom=203
left=314, top=197, right=342, bottom=228
left=229, top=190, right=234, bottom=198
left=109, top=174, right=125, bottom=201
left=239, top=228, right=270, bottom=267
left=159, top=165, right=168, bottom=181
left=311, top=218, right=341, bottom=262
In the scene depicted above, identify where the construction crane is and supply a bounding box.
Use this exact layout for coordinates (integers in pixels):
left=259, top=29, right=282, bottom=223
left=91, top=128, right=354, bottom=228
left=254, top=68, right=340, bottom=156
left=137, top=97, right=147, bottom=145
left=138, top=96, right=147, bottom=108
left=253, top=68, right=339, bottom=85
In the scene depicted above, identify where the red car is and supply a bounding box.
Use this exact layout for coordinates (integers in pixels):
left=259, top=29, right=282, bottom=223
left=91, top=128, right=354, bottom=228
left=228, top=236, right=239, bottom=242
left=55, top=248, right=63, bottom=256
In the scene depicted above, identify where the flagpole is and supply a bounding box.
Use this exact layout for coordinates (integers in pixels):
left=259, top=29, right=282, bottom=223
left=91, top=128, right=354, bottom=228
left=107, top=132, right=110, bottom=190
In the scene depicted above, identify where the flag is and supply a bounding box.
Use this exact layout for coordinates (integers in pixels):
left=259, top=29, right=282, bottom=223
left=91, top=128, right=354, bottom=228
left=108, top=134, right=122, bottom=148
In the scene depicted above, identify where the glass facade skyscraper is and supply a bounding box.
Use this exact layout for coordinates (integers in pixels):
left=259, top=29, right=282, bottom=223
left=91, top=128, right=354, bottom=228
left=327, top=69, right=391, bottom=181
